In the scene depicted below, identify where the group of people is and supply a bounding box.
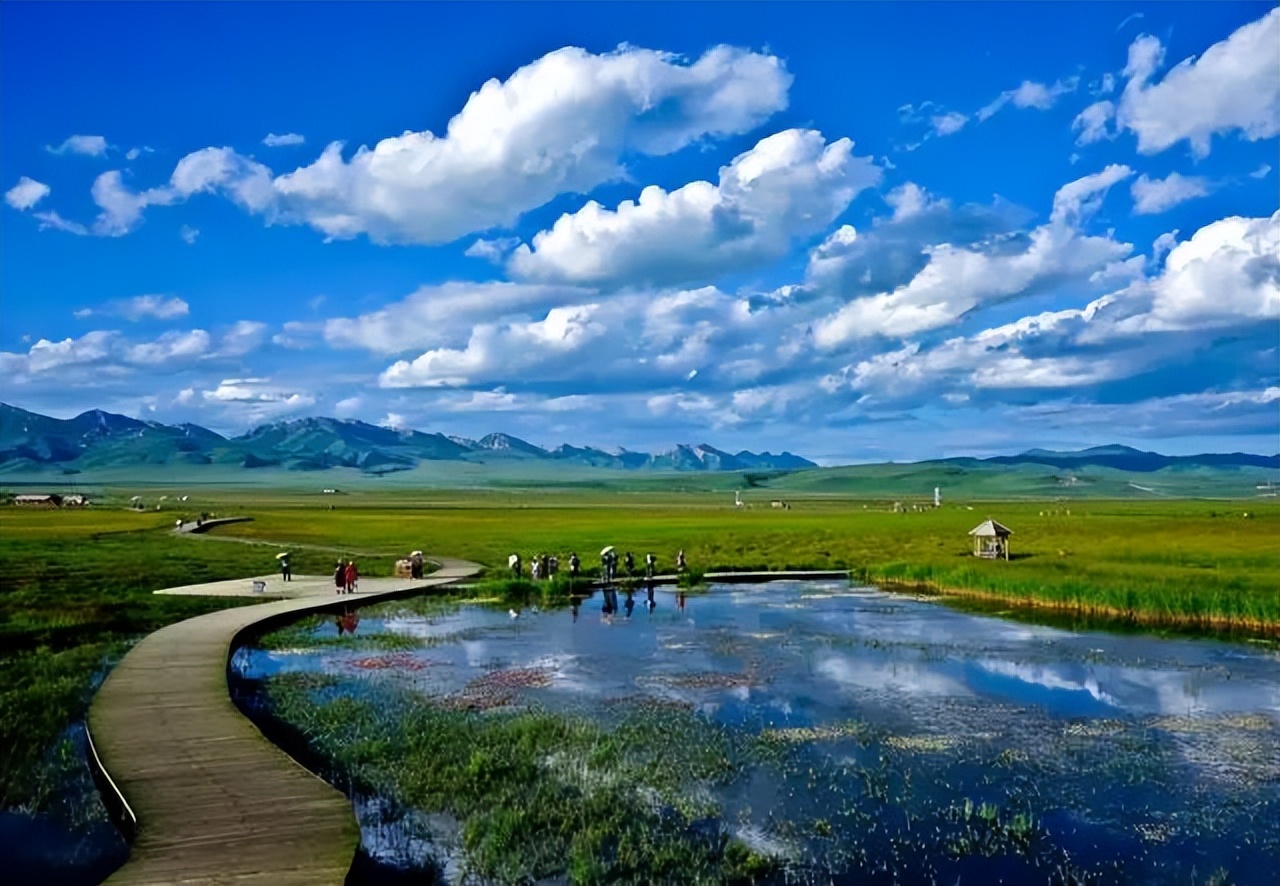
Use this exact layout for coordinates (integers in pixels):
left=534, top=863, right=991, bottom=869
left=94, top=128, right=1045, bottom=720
left=334, top=559, right=359, bottom=594
left=509, top=548, right=688, bottom=582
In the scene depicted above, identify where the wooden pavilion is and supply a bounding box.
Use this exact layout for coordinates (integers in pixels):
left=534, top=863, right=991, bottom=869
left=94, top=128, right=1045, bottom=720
left=969, top=519, right=1012, bottom=560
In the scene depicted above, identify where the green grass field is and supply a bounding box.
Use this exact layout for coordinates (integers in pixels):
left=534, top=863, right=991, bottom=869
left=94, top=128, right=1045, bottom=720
left=1, top=488, right=1277, bottom=814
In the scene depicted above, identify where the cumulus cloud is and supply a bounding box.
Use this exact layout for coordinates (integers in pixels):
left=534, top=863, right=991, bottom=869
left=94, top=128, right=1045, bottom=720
left=1082, top=9, right=1280, bottom=156
left=201, top=378, right=316, bottom=422
left=977, top=77, right=1079, bottom=121
left=811, top=166, right=1134, bottom=345
left=179, top=224, right=200, bottom=245
left=271, top=44, right=790, bottom=244
left=1130, top=172, right=1212, bottom=215
left=1073, top=100, right=1116, bottom=145
left=218, top=320, right=269, bottom=357
left=45, top=45, right=790, bottom=244
left=75, top=295, right=191, bottom=322
left=125, top=329, right=212, bottom=365
left=5, top=176, right=51, bottom=210
left=46, top=135, right=109, bottom=157
left=822, top=212, right=1279, bottom=406
left=323, top=281, right=590, bottom=355
left=507, top=129, right=880, bottom=288
left=262, top=132, right=306, bottom=147
left=464, top=237, right=521, bottom=263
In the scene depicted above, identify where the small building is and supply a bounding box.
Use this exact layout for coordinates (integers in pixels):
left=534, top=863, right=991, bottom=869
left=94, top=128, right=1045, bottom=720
left=63, top=494, right=89, bottom=507
left=14, top=493, right=62, bottom=507
left=969, top=519, right=1012, bottom=560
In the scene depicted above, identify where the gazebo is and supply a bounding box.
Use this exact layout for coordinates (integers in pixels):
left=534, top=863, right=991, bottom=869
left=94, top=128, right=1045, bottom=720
left=969, top=519, right=1012, bottom=560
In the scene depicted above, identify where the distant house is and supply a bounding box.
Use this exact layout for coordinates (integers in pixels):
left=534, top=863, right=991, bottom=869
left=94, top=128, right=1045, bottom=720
left=15, top=493, right=62, bottom=507
left=969, top=519, right=1012, bottom=560
left=63, top=494, right=89, bottom=507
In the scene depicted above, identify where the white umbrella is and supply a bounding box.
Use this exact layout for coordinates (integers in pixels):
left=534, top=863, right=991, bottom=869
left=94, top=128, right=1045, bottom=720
left=275, top=552, right=290, bottom=559
left=508, top=554, right=519, bottom=568
left=410, top=550, right=423, bottom=557
left=130, top=495, right=142, bottom=502
left=180, top=495, right=189, bottom=502
left=600, top=545, right=615, bottom=556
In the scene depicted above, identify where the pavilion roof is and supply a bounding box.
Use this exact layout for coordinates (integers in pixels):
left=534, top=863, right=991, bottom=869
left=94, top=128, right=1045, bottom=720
left=968, top=519, right=1013, bottom=537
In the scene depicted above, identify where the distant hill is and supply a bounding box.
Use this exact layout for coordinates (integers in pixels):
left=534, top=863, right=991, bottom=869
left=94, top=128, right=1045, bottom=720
left=984, top=444, right=1278, bottom=473
left=0, top=404, right=816, bottom=476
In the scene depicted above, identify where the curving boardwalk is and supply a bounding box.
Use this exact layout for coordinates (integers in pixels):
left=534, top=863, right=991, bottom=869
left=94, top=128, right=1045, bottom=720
left=88, top=557, right=481, bottom=886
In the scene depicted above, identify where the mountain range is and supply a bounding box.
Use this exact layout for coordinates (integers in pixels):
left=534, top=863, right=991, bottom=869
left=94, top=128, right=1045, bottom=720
left=0, top=404, right=816, bottom=475
left=1, top=404, right=1275, bottom=479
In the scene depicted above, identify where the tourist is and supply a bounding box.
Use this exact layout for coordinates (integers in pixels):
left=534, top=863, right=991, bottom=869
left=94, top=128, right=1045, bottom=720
left=624, top=551, right=635, bottom=576
left=279, top=553, right=291, bottom=582
left=568, top=552, right=580, bottom=577
left=676, top=549, right=687, bottom=573
left=548, top=555, right=558, bottom=577
left=509, top=553, right=521, bottom=579
left=645, top=552, right=657, bottom=578
left=345, top=560, right=359, bottom=594
left=410, top=552, right=424, bottom=579
left=540, top=553, right=550, bottom=581
left=334, top=561, right=345, bottom=595
left=531, top=557, right=541, bottom=581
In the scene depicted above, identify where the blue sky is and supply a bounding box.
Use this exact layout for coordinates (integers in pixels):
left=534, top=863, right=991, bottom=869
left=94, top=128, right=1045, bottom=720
left=2, top=2, right=1276, bottom=463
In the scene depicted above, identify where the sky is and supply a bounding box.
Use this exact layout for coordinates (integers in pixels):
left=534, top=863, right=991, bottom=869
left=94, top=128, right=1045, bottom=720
left=1, top=2, right=1277, bottom=464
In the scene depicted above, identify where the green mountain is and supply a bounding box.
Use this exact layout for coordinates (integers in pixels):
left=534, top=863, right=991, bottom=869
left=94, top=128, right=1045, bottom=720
left=0, top=404, right=817, bottom=476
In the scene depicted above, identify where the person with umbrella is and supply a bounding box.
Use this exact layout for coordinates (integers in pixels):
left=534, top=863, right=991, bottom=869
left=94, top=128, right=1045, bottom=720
left=600, top=546, right=616, bottom=582
left=568, top=552, right=580, bottom=578
left=410, top=550, right=424, bottom=579
left=645, top=552, right=657, bottom=578
left=509, top=553, right=522, bottom=579
left=277, top=551, right=292, bottom=582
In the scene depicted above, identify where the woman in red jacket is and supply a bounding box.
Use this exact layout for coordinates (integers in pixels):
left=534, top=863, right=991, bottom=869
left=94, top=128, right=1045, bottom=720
left=345, top=560, right=359, bottom=594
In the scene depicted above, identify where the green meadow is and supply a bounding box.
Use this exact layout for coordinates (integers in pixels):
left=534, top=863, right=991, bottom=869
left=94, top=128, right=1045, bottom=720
left=1, top=487, right=1277, bottom=816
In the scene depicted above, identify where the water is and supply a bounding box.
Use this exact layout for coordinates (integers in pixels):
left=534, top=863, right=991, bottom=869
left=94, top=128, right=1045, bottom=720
left=235, top=582, right=1280, bottom=885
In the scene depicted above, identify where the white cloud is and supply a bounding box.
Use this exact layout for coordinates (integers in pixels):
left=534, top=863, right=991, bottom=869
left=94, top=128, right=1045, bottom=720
left=379, top=303, right=606, bottom=388
left=180, top=225, right=200, bottom=245
left=262, top=132, right=306, bottom=147
left=1250, top=164, right=1272, bottom=179
left=508, top=129, right=880, bottom=288
left=201, top=378, right=316, bottom=422
left=218, top=320, right=269, bottom=357
left=930, top=111, right=968, bottom=136
left=324, top=281, right=589, bottom=355
left=50, top=45, right=790, bottom=245
left=125, top=329, right=212, bottom=365
left=33, top=210, right=89, bottom=236
left=1130, top=172, right=1211, bottom=215
left=978, top=77, right=1078, bottom=121
left=1114, top=9, right=1280, bottom=156
left=333, top=396, right=364, bottom=417
left=1073, top=101, right=1116, bottom=144
left=269, top=44, right=791, bottom=244
left=46, top=135, right=109, bottom=157
left=5, top=176, right=51, bottom=210
left=76, top=295, right=191, bottom=322
left=812, top=166, right=1134, bottom=345
left=1122, top=212, right=1279, bottom=331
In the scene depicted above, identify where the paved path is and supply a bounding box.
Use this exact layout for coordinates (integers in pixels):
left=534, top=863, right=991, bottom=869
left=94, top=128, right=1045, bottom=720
left=88, top=557, right=480, bottom=886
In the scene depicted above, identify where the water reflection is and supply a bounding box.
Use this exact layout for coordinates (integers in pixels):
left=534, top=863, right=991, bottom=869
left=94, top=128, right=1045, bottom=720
left=236, top=581, right=1280, bottom=885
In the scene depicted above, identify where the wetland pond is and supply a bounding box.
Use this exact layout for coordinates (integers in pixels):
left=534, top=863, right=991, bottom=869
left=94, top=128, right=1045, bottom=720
left=233, top=582, right=1280, bottom=885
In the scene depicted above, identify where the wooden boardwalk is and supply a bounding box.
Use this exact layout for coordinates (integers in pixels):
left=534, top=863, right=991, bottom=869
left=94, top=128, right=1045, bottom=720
left=88, top=557, right=480, bottom=886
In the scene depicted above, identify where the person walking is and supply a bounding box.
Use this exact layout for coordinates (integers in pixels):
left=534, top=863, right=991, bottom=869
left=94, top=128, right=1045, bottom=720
left=279, top=553, right=292, bottom=582
left=676, top=549, right=687, bottom=573
left=624, top=551, right=635, bottom=577
left=334, top=561, right=345, bottom=595
left=569, top=552, right=580, bottom=578
left=345, top=560, right=359, bottom=594
left=645, top=552, right=657, bottom=578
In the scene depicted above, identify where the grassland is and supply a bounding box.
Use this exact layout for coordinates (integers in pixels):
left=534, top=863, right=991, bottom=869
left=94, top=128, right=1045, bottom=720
left=1, top=487, right=1277, bottom=818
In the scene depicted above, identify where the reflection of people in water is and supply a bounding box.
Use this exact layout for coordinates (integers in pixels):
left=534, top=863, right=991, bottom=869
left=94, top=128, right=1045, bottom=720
left=336, top=608, right=360, bottom=635
left=571, top=599, right=580, bottom=622
left=677, top=591, right=687, bottom=612
left=646, top=581, right=656, bottom=613
left=624, top=590, right=635, bottom=618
